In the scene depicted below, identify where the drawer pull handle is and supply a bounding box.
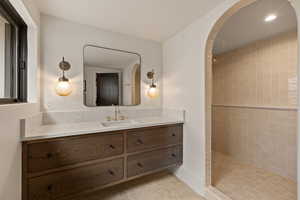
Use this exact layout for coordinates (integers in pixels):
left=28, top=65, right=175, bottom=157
left=137, top=162, right=144, bottom=168
left=109, top=145, right=115, bottom=149
left=47, top=184, right=53, bottom=191
left=108, top=170, right=115, bottom=176
left=137, top=139, right=144, bottom=145
left=171, top=153, right=177, bottom=158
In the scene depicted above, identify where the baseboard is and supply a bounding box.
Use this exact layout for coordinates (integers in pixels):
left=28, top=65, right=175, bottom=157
left=171, top=167, right=233, bottom=200
left=204, top=186, right=233, bottom=200
left=172, top=167, right=205, bottom=196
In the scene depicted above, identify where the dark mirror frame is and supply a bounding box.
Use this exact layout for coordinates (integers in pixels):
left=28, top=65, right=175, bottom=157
left=0, top=0, right=28, bottom=104
left=83, top=44, right=142, bottom=107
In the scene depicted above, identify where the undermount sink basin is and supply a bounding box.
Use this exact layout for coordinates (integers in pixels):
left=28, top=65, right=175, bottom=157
left=101, top=120, right=137, bottom=127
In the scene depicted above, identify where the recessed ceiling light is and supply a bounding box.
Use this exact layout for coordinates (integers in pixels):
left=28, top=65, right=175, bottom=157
left=265, top=14, right=277, bottom=22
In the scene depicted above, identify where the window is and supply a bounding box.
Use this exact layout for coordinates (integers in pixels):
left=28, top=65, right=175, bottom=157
left=0, top=0, right=27, bottom=104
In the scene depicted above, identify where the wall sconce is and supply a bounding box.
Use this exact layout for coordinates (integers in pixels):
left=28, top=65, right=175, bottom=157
left=55, top=57, right=72, bottom=96
left=147, top=70, right=158, bottom=98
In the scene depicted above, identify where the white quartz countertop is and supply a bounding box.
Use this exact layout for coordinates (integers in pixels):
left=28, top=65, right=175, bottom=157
left=21, top=117, right=184, bottom=142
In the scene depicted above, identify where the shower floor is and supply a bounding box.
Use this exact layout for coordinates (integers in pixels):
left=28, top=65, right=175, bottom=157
left=212, top=152, right=297, bottom=200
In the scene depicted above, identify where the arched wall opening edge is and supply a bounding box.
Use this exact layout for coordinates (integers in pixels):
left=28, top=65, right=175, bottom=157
left=204, top=0, right=299, bottom=198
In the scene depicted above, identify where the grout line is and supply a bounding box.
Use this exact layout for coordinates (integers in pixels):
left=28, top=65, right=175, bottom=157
left=212, top=104, right=298, bottom=111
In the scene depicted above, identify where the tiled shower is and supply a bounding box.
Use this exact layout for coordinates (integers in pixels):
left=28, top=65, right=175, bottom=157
left=212, top=30, right=298, bottom=199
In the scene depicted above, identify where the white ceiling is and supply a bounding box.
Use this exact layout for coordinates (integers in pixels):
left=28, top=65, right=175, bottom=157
left=33, top=0, right=224, bottom=42
left=84, top=46, right=140, bottom=69
left=214, top=0, right=297, bottom=54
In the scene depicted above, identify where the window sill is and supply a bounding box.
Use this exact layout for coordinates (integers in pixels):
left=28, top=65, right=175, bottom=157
left=0, top=102, right=38, bottom=112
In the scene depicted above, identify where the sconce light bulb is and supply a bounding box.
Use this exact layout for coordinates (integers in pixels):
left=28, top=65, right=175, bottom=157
left=147, top=85, right=158, bottom=99
left=56, top=80, right=72, bottom=96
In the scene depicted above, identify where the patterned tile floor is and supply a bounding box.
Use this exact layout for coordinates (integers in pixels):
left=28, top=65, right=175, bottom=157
left=74, top=172, right=206, bottom=200
left=212, top=152, right=297, bottom=200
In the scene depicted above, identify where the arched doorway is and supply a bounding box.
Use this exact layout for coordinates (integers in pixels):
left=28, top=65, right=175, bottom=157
left=204, top=0, right=298, bottom=199
left=131, top=63, right=141, bottom=105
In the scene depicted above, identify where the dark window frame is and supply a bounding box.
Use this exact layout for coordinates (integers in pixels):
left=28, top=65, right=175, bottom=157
left=0, top=0, right=28, bottom=104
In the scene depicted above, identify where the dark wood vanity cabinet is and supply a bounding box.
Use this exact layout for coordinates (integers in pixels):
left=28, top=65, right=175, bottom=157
left=27, top=133, right=124, bottom=173
left=127, top=146, right=182, bottom=178
left=22, top=124, right=183, bottom=200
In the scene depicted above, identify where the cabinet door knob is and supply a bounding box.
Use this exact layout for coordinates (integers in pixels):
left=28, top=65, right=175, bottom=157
left=171, top=153, right=177, bottom=158
left=137, top=162, right=144, bottom=168
left=46, top=153, right=53, bottom=158
left=109, top=144, right=115, bottom=149
left=108, top=170, right=115, bottom=176
left=172, top=133, right=176, bottom=137
left=47, top=184, right=53, bottom=191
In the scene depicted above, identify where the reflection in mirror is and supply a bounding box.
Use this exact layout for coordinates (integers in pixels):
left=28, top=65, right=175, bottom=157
left=84, top=45, right=141, bottom=106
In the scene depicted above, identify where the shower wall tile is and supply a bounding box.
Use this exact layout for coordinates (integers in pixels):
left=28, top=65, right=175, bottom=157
left=212, top=31, right=298, bottom=181
left=213, top=31, right=298, bottom=108
left=212, top=106, right=297, bottom=181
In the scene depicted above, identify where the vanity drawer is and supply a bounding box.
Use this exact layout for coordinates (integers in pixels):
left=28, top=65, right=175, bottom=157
left=127, top=146, right=182, bottom=178
left=27, top=133, right=124, bottom=173
left=28, top=158, right=124, bottom=200
left=127, top=125, right=182, bottom=153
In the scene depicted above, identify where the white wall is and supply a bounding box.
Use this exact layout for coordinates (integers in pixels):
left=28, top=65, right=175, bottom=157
left=40, top=15, right=162, bottom=112
left=0, top=1, right=40, bottom=200
left=163, top=0, right=300, bottom=196
left=0, top=103, right=39, bottom=200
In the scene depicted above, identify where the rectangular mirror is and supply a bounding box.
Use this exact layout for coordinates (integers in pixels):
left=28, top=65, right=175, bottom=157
left=84, top=45, right=141, bottom=106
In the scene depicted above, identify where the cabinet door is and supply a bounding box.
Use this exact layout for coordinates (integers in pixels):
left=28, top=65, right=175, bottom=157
left=127, top=125, right=182, bottom=153
left=127, top=146, right=182, bottom=178
left=28, top=158, right=124, bottom=200
left=27, top=133, right=124, bottom=173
